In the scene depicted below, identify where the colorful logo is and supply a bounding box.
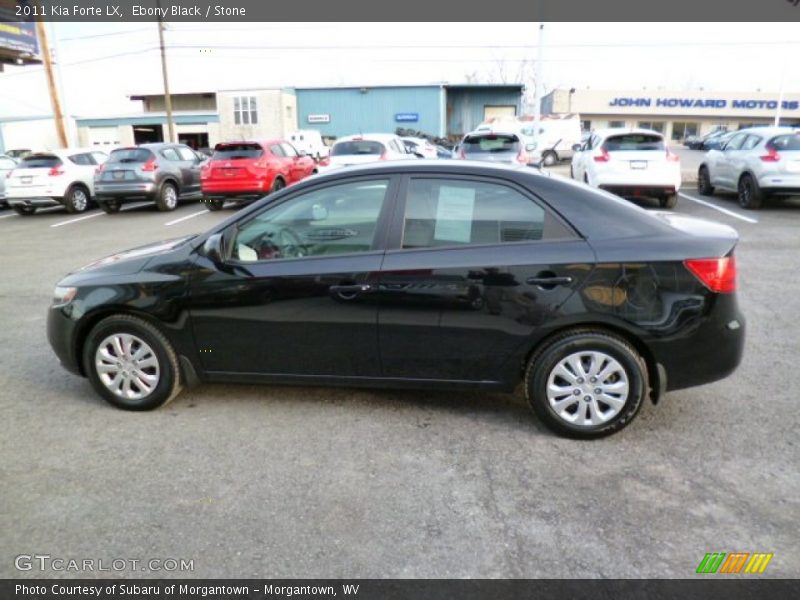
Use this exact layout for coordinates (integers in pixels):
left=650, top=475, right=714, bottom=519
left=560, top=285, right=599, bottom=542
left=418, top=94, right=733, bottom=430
left=696, top=552, right=773, bottom=574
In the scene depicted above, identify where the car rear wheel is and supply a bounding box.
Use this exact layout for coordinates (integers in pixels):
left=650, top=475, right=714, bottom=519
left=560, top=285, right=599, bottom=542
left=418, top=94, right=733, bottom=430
left=156, top=182, right=178, bottom=211
left=660, top=193, right=678, bottom=209
left=697, top=166, right=714, bottom=196
left=270, top=178, right=285, bottom=193
left=524, top=329, right=647, bottom=439
left=64, top=185, right=90, bottom=214
left=83, top=315, right=183, bottom=411
left=737, top=174, right=763, bottom=210
left=204, top=198, right=224, bottom=211
left=12, top=205, right=36, bottom=216
left=99, top=200, right=121, bottom=214
left=542, top=151, right=558, bottom=166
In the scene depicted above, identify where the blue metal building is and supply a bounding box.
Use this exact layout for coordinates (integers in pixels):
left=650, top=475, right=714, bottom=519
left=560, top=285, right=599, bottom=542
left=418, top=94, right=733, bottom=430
left=296, top=84, right=523, bottom=140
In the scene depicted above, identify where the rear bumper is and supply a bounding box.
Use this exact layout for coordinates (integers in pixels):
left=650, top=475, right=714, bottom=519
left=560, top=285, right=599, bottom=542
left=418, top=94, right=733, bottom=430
left=95, top=182, right=157, bottom=202
left=599, top=185, right=678, bottom=198
left=202, top=179, right=270, bottom=200
left=758, top=173, right=800, bottom=194
left=7, top=196, right=63, bottom=208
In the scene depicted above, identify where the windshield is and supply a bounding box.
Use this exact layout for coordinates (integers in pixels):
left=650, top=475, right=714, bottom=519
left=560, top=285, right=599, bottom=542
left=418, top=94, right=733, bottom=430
left=462, top=134, right=520, bottom=153
left=331, top=141, right=386, bottom=156
left=107, top=148, right=155, bottom=164
left=603, top=134, right=666, bottom=151
left=17, top=155, right=62, bottom=169
left=212, top=143, right=264, bottom=160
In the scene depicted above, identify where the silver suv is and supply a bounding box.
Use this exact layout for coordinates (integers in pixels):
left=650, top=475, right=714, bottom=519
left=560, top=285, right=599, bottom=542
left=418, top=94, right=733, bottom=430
left=698, top=127, right=800, bottom=209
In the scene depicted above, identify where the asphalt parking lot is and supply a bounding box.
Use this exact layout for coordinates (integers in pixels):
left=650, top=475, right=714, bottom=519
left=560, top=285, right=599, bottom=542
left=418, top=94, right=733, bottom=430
left=1, top=180, right=798, bottom=579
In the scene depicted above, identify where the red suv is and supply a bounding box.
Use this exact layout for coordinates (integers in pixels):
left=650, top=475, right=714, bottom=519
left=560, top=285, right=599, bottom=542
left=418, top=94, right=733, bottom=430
left=201, top=140, right=317, bottom=210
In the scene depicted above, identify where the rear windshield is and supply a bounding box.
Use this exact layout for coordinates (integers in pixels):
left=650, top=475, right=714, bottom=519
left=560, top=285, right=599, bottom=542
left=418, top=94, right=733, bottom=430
left=768, top=134, right=800, bottom=151
left=18, top=155, right=62, bottom=169
left=107, top=148, right=155, bottom=164
left=331, top=141, right=385, bottom=156
left=462, top=134, right=520, bottom=153
left=212, top=143, right=264, bottom=160
left=603, top=134, right=665, bottom=151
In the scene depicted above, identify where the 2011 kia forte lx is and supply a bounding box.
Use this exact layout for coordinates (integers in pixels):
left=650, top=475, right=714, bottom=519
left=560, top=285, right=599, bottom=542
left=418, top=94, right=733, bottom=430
left=47, top=161, right=745, bottom=438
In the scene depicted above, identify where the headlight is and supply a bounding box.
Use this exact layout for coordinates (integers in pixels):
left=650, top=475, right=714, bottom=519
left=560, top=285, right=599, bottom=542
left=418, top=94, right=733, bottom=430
left=52, top=286, right=77, bottom=307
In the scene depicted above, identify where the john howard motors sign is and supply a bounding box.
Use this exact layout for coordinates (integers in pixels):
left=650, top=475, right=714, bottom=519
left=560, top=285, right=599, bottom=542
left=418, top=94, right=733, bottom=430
left=608, top=97, right=800, bottom=111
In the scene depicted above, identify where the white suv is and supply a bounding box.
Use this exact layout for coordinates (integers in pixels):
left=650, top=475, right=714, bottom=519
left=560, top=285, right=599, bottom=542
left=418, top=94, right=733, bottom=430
left=5, top=149, right=108, bottom=215
left=571, top=129, right=681, bottom=208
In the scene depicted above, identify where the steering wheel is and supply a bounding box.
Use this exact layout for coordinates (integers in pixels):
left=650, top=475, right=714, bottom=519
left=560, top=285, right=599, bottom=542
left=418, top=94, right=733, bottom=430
left=277, top=227, right=305, bottom=258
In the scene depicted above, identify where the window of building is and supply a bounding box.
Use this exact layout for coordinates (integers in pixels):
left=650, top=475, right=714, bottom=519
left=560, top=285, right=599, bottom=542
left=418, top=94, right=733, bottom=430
left=671, top=122, right=699, bottom=141
left=401, top=178, right=571, bottom=250
left=637, top=121, right=664, bottom=133
left=234, top=96, right=258, bottom=126
left=608, top=121, right=625, bottom=128
left=581, top=120, right=592, bottom=132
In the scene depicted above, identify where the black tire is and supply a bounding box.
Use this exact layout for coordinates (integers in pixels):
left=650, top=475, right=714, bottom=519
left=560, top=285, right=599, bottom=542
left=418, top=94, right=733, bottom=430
left=660, top=193, right=678, bottom=209
left=204, top=198, right=224, bottom=211
left=99, top=200, right=121, bottom=214
left=569, top=165, right=575, bottom=179
left=270, top=177, right=285, bottom=194
left=156, top=182, right=179, bottom=211
left=737, top=174, right=763, bottom=210
left=542, top=151, right=558, bottom=167
left=697, top=166, right=714, bottom=196
left=524, top=329, right=647, bottom=439
left=12, top=205, right=36, bottom=216
left=64, top=185, right=90, bottom=214
left=83, top=314, right=183, bottom=411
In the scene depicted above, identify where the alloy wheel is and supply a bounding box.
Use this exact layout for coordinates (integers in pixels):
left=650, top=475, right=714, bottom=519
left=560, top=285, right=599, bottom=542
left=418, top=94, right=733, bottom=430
left=94, top=333, right=160, bottom=401
left=73, top=189, right=88, bottom=211
left=164, top=186, right=177, bottom=209
left=545, top=351, right=629, bottom=427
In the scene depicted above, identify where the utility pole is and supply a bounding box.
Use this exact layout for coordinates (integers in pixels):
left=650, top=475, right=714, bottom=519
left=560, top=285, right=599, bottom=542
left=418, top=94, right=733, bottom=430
left=49, top=20, right=74, bottom=146
left=774, top=51, right=788, bottom=127
left=157, top=1, right=176, bottom=143
left=533, top=23, right=544, bottom=131
left=35, top=20, right=68, bottom=148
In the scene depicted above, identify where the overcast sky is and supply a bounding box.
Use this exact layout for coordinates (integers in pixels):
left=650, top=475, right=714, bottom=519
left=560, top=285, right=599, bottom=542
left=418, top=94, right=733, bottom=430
left=1, top=22, right=798, bottom=118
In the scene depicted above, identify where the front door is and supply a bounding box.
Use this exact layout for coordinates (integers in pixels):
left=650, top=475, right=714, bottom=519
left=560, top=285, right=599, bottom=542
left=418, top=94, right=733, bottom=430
left=189, top=176, right=397, bottom=377
left=377, top=175, right=594, bottom=382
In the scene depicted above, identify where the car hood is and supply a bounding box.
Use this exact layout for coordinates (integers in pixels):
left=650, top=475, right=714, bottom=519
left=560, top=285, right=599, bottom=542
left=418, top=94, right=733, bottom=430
left=70, top=235, right=197, bottom=278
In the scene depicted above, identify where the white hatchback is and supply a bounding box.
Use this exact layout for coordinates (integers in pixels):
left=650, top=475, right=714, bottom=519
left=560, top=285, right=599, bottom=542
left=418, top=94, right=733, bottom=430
left=5, top=148, right=108, bottom=215
left=571, top=129, right=681, bottom=208
left=322, top=133, right=417, bottom=171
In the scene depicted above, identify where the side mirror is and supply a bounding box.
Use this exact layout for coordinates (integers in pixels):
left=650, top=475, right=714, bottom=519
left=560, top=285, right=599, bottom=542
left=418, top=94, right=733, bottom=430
left=572, top=143, right=582, bottom=152
left=203, top=233, right=224, bottom=264
left=414, top=152, right=425, bottom=159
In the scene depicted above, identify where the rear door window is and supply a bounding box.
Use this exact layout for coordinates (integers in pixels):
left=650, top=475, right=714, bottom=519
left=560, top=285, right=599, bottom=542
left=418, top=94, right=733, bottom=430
left=724, top=133, right=747, bottom=151
left=281, top=143, right=298, bottom=158
left=401, top=178, right=572, bottom=249
left=212, top=144, right=264, bottom=160
left=741, top=135, right=762, bottom=151
left=177, top=147, right=198, bottom=161
left=18, top=155, right=62, bottom=169
left=161, top=148, right=181, bottom=161
left=602, top=134, right=665, bottom=151
left=270, top=144, right=286, bottom=157
left=462, top=134, right=520, bottom=154
left=332, top=141, right=385, bottom=156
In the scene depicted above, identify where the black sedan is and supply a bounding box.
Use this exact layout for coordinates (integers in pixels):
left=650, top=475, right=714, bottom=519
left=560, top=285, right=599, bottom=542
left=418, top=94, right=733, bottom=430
left=47, top=161, right=745, bottom=438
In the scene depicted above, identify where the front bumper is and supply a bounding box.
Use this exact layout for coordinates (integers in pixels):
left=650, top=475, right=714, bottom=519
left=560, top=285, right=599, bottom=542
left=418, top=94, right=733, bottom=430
left=47, top=305, right=83, bottom=377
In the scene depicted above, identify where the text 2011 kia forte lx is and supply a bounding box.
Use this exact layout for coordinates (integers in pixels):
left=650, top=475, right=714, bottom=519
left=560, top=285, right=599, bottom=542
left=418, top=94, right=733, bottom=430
left=47, top=161, right=744, bottom=438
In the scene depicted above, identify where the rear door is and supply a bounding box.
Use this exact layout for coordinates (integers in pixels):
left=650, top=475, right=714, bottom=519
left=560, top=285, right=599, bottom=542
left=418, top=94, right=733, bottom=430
left=376, top=175, right=594, bottom=382
left=280, top=142, right=306, bottom=183
left=176, top=145, right=203, bottom=196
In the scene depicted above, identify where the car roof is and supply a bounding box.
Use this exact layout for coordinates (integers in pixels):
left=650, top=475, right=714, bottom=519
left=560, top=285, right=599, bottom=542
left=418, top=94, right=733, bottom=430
left=26, top=148, right=99, bottom=158
left=463, top=130, right=521, bottom=139
left=334, top=133, right=400, bottom=143
left=593, top=128, right=665, bottom=138
left=732, top=126, right=799, bottom=137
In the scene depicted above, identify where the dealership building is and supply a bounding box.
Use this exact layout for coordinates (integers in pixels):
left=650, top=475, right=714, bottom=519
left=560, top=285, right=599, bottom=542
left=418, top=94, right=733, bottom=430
left=543, top=88, right=800, bottom=141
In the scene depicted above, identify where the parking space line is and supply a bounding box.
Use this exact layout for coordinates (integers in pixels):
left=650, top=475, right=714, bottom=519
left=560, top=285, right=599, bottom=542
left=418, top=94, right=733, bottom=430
left=165, top=209, right=209, bottom=226
left=679, top=193, right=758, bottom=224
left=50, top=211, right=104, bottom=228
left=0, top=212, right=18, bottom=219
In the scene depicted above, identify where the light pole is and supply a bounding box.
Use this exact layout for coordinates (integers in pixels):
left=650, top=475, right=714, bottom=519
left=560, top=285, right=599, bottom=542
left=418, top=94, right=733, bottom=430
left=157, top=0, right=176, bottom=143
left=568, top=88, right=576, bottom=114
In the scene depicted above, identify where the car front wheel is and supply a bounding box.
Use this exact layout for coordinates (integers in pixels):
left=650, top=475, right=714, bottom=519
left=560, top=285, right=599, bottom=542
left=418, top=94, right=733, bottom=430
left=525, top=329, right=647, bottom=439
left=697, top=166, right=714, bottom=196
left=83, top=315, right=183, bottom=410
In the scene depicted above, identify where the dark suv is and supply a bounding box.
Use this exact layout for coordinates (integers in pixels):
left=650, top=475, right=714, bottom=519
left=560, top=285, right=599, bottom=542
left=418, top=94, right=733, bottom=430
left=94, top=143, right=204, bottom=213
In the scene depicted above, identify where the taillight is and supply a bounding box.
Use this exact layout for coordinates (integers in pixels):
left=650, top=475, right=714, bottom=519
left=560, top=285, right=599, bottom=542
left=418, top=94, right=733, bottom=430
left=459, top=149, right=466, bottom=159
left=141, top=158, right=157, bottom=172
left=594, top=148, right=610, bottom=162
left=666, top=149, right=680, bottom=162
left=48, top=167, right=64, bottom=176
left=685, top=256, right=737, bottom=293
left=760, top=146, right=781, bottom=162
left=517, top=149, right=529, bottom=164
left=379, top=152, right=387, bottom=161
left=95, top=163, right=106, bottom=175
